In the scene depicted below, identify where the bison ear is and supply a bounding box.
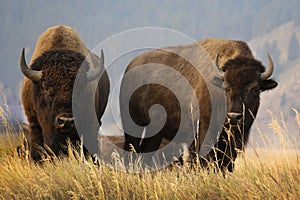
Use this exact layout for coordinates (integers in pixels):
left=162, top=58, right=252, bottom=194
left=260, top=79, right=278, bottom=92
left=211, top=76, right=223, bottom=88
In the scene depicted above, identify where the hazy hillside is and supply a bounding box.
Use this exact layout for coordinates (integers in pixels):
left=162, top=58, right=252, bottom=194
left=246, top=21, right=300, bottom=148
left=1, top=1, right=300, bottom=90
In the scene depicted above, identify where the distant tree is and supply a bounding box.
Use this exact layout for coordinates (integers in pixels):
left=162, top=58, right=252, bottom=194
left=288, top=33, right=300, bottom=61
left=0, top=83, right=3, bottom=93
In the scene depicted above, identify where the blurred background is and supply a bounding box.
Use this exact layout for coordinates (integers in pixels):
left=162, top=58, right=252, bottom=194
left=0, top=0, right=299, bottom=148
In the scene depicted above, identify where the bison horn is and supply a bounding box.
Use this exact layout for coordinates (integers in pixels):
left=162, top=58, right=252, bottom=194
left=261, top=53, right=274, bottom=81
left=20, top=48, right=42, bottom=82
left=86, top=50, right=105, bottom=81
left=215, top=52, right=225, bottom=79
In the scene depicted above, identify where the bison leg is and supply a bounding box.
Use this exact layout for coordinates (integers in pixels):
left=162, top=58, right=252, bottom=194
left=28, top=118, right=44, bottom=161
left=203, top=129, right=237, bottom=173
left=140, top=126, right=165, bottom=153
left=123, top=126, right=144, bottom=167
left=216, top=133, right=237, bottom=173
left=124, top=128, right=143, bottom=153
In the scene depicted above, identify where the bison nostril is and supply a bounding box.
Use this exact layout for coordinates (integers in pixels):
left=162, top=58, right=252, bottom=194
left=57, top=117, right=65, bottom=126
left=65, top=118, right=75, bottom=127
left=227, top=112, right=242, bottom=121
left=55, top=115, right=75, bottom=130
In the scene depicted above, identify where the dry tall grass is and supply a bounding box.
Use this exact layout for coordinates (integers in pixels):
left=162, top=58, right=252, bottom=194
left=0, top=105, right=299, bottom=199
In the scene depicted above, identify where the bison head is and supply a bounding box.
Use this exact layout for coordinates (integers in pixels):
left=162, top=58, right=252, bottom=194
left=207, top=53, right=278, bottom=172
left=20, top=48, right=104, bottom=155
left=213, top=53, right=278, bottom=143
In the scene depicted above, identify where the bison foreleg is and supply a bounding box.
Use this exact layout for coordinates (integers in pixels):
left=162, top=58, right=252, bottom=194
left=124, top=132, right=142, bottom=153
left=28, top=118, right=44, bottom=161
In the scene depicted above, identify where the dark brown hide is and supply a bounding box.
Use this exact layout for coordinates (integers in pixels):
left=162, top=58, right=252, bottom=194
left=120, top=38, right=277, bottom=171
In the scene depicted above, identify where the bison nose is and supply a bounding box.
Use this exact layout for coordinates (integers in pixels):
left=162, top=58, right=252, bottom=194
left=55, top=114, right=75, bottom=131
left=227, top=112, right=242, bottom=124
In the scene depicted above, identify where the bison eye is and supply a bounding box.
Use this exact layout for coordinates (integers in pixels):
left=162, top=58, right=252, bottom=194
left=43, top=86, right=54, bottom=97
left=251, top=87, right=260, bottom=96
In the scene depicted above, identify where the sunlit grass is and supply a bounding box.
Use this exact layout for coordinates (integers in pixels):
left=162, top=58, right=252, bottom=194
left=0, top=104, right=299, bottom=199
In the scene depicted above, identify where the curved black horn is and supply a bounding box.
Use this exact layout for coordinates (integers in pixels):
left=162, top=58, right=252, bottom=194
left=20, top=48, right=42, bottom=82
left=261, top=53, right=274, bottom=80
left=86, top=50, right=105, bottom=81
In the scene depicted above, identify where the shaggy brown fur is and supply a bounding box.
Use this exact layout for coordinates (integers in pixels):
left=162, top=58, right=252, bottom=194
left=30, top=26, right=90, bottom=65
left=199, top=38, right=254, bottom=67
left=21, top=26, right=109, bottom=161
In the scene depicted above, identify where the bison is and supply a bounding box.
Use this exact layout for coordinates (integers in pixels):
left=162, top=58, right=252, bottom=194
left=119, top=38, right=277, bottom=171
left=20, top=25, right=109, bottom=161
